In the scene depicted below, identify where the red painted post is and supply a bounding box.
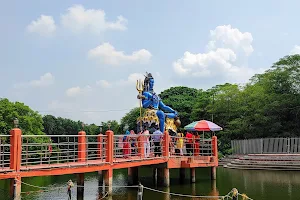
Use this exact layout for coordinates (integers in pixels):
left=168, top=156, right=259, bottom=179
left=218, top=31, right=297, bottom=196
left=137, top=133, right=144, bottom=158
left=212, top=136, right=218, bottom=165
left=10, top=128, right=22, bottom=200
left=78, top=131, right=86, bottom=162
left=105, top=130, right=113, bottom=164
left=163, top=131, right=169, bottom=157
left=97, top=134, right=103, bottom=160
left=10, top=128, right=22, bottom=171
left=211, top=136, right=218, bottom=180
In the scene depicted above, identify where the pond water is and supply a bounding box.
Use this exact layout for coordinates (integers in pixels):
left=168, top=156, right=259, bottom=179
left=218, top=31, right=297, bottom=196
left=0, top=167, right=299, bottom=199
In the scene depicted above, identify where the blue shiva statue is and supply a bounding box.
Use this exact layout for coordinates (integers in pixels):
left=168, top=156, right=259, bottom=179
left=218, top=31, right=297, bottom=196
left=137, top=72, right=179, bottom=133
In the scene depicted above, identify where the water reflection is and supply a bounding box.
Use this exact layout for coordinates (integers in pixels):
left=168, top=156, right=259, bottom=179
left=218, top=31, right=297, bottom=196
left=1, top=168, right=300, bottom=199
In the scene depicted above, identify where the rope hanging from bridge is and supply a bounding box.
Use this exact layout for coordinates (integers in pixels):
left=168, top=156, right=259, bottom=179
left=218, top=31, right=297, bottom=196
left=16, top=179, right=253, bottom=200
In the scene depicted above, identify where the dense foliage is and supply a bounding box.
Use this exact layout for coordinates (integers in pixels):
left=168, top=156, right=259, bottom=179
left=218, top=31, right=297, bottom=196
left=159, top=86, right=198, bottom=127
left=1, top=55, right=300, bottom=155
left=0, top=98, right=44, bottom=135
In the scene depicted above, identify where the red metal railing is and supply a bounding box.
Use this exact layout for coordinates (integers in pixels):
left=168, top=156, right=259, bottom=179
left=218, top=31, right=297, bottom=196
left=0, top=128, right=218, bottom=174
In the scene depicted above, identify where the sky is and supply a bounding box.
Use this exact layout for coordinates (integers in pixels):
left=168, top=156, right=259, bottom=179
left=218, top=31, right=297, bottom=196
left=1, top=0, right=300, bottom=124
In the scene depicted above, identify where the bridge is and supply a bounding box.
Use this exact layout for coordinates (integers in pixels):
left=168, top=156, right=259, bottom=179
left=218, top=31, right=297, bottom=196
left=0, top=127, right=218, bottom=199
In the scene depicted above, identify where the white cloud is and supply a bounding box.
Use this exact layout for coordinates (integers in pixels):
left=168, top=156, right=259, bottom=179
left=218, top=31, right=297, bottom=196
left=66, top=87, right=81, bottom=97
left=30, top=73, right=55, bottom=87
left=88, top=43, right=152, bottom=65
left=127, top=73, right=145, bottom=83
left=66, top=85, right=92, bottom=97
left=61, top=4, right=127, bottom=34
left=290, top=45, right=300, bottom=55
left=27, top=15, right=56, bottom=36
left=206, top=25, right=253, bottom=56
left=96, top=80, right=111, bottom=88
left=14, top=73, right=55, bottom=88
left=116, top=73, right=145, bottom=86
left=173, top=25, right=262, bottom=85
left=174, top=48, right=237, bottom=77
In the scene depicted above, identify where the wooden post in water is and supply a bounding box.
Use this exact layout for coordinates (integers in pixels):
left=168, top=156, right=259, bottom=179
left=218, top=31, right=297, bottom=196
left=190, top=168, right=196, bottom=183
left=77, top=174, right=84, bottom=200
left=137, top=182, right=143, bottom=200
left=163, top=187, right=170, bottom=200
left=152, top=168, right=157, bottom=185
left=163, top=168, right=170, bottom=187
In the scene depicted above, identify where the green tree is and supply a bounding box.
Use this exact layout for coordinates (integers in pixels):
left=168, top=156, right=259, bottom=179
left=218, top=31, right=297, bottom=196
left=0, top=98, right=44, bottom=135
left=120, top=107, right=145, bottom=133
left=101, top=120, right=121, bottom=134
left=43, top=115, right=82, bottom=136
left=159, top=86, right=199, bottom=126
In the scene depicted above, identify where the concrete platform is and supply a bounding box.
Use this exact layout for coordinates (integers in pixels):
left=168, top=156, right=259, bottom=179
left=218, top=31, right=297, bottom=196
left=223, top=154, right=300, bottom=170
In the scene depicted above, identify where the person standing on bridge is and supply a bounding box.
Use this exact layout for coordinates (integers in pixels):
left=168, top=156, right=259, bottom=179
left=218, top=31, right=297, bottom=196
left=143, top=129, right=150, bottom=158
left=186, top=131, right=193, bottom=156
left=130, top=130, right=137, bottom=155
left=123, top=130, right=131, bottom=158
left=176, top=132, right=184, bottom=156
left=152, top=128, right=163, bottom=157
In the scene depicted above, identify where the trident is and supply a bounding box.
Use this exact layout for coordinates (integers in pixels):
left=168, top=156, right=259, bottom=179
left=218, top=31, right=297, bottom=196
left=136, top=79, right=144, bottom=131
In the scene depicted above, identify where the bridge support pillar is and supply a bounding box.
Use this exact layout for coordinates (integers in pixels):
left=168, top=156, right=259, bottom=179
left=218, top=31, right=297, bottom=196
left=164, top=186, right=170, bottom=200
left=211, top=167, right=216, bottom=180
left=157, top=168, right=163, bottom=186
left=10, top=176, right=21, bottom=200
left=190, top=168, right=196, bottom=183
left=77, top=173, right=84, bottom=200
left=128, top=167, right=138, bottom=185
left=157, top=168, right=169, bottom=186
left=104, top=169, right=113, bottom=195
left=163, top=168, right=170, bottom=187
left=98, top=170, right=103, bottom=185
left=152, top=168, right=157, bottom=185
left=179, top=168, right=185, bottom=183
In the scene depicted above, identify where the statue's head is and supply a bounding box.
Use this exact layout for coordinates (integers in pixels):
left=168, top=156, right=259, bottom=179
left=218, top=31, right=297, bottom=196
left=143, top=72, right=154, bottom=92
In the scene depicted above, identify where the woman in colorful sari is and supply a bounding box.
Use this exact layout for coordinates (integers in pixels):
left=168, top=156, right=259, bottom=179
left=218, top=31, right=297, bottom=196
left=123, top=130, right=131, bottom=158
